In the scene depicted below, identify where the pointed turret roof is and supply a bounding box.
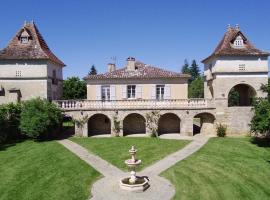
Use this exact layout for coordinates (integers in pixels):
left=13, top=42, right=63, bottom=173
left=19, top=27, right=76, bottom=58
left=202, top=25, right=269, bottom=63
left=0, top=21, right=65, bottom=66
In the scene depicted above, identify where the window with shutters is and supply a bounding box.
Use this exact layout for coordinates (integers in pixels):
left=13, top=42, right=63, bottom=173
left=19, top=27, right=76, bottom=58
left=156, top=85, right=165, bottom=100
left=127, top=85, right=136, bottom=99
left=101, top=86, right=110, bottom=100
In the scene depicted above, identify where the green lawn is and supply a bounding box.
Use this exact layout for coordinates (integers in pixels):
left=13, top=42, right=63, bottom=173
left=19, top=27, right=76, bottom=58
left=71, top=137, right=190, bottom=171
left=162, top=137, right=270, bottom=200
left=0, top=140, right=100, bottom=200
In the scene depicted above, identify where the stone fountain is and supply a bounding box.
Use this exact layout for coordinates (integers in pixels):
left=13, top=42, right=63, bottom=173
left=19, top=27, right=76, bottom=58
left=119, top=146, right=150, bottom=192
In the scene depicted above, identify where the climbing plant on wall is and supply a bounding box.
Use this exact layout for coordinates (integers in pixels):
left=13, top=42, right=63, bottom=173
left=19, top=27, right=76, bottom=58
left=146, top=111, right=160, bottom=137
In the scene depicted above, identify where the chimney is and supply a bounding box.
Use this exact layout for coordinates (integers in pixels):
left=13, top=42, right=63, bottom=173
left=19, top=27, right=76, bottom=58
left=107, top=63, right=116, bottom=72
left=126, top=57, right=136, bottom=71
left=235, top=24, right=240, bottom=30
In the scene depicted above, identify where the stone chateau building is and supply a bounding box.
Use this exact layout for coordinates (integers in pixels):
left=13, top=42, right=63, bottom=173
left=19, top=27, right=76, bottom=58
left=1, top=22, right=269, bottom=137
left=0, top=21, right=65, bottom=103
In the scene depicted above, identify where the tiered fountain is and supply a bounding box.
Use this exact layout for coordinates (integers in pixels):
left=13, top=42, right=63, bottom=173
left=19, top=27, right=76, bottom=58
left=119, top=146, right=150, bottom=192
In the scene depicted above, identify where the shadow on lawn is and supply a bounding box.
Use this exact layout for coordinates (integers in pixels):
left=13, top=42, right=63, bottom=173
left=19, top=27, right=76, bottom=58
left=0, top=138, right=26, bottom=151
left=36, top=126, right=75, bottom=143
left=251, top=137, right=270, bottom=148
left=0, top=126, right=75, bottom=148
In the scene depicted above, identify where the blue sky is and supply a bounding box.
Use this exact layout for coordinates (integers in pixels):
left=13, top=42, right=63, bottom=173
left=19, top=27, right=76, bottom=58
left=0, top=0, right=269, bottom=78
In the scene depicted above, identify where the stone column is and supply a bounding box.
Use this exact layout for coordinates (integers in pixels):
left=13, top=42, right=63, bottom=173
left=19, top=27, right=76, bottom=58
left=180, top=116, right=193, bottom=136
left=75, top=122, right=88, bottom=137
left=119, top=120, right=124, bottom=137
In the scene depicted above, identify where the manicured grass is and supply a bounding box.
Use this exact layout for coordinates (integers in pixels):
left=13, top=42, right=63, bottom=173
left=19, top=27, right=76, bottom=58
left=0, top=140, right=100, bottom=200
left=162, top=137, right=270, bottom=200
left=70, top=137, right=190, bottom=171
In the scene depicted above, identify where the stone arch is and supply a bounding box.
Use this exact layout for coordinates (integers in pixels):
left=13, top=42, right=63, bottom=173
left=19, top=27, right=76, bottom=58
left=228, top=83, right=256, bottom=107
left=123, top=113, right=146, bottom=136
left=193, top=112, right=215, bottom=135
left=158, top=113, right=181, bottom=135
left=88, top=114, right=111, bottom=136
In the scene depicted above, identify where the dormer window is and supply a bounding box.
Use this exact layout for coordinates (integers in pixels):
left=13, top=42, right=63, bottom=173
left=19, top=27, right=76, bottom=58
left=20, top=36, right=28, bottom=44
left=19, top=29, right=30, bottom=44
left=233, top=36, right=244, bottom=48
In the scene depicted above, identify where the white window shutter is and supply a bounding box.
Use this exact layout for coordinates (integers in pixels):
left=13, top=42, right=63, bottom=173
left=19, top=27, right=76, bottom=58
left=122, top=85, right=127, bottom=99
left=96, top=85, right=101, bottom=100
left=165, top=85, right=171, bottom=99
left=151, top=85, right=156, bottom=99
left=110, top=85, right=116, bottom=100
left=136, top=85, right=142, bottom=99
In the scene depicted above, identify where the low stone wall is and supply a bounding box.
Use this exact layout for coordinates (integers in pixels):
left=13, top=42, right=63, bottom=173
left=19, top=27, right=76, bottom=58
left=224, top=107, right=253, bottom=135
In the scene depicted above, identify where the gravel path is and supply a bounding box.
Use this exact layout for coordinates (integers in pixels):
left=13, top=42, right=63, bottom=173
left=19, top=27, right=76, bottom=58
left=58, top=135, right=209, bottom=200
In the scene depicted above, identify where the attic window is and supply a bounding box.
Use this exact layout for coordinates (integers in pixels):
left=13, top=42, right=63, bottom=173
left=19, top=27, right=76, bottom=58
left=233, top=36, right=244, bottom=48
left=20, top=36, right=28, bottom=44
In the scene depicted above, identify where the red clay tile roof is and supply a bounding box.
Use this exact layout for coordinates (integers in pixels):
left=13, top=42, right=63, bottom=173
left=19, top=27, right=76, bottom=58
left=0, top=22, right=65, bottom=66
left=84, top=61, right=190, bottom=80
left=202, top=26, right=269, bottom=63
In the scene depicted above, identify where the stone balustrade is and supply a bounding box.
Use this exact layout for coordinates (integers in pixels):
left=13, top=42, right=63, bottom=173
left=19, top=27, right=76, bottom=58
left=53, top=99, right=211, bottom=110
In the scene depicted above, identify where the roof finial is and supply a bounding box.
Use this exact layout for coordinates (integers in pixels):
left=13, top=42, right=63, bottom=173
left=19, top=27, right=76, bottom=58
left=227, top=24, right=231, bottom=30
left=235, top=24, right=240, bottom=30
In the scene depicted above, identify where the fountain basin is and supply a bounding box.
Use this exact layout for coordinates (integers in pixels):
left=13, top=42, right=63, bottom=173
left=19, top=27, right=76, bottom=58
left=119, top=177, right=149, bottom=192
left=125, top=159, right=141, bottom=168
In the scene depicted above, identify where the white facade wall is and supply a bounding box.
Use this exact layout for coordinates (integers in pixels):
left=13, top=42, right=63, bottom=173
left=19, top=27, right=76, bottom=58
left=0, top=60, right=48, bottom=78
left=0, top=60, right=63, bottom=103
left=86, top=78, right=188, bottom=101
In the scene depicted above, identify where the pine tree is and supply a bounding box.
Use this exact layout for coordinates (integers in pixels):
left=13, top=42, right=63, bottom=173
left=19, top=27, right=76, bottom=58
left=190, top=60, right=200, bottom=81
left=89, top=65, right=97, bottom=75
left=181, top=59, right=190, bottom=74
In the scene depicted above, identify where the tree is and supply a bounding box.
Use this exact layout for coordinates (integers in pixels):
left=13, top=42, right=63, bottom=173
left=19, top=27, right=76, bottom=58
left=260, top=77, right=270, bottom=102
left=190, top=60, right=200, bottom=82
left=228, top=88, right=240, bottom=107
left=63, top=77, right=87, bottom=99
left=181, top=59, right=190, bottom=74
left=88, top=65, right=97, bottom=75
left=250, top=79, right=270, bottom=137
left=250, top=99, right=270, bottom=137
left=0, top=103, right=22, bottom=144
left=20, top=98, right=62, bottom=139
left=188, top=76, right=204, bottom=98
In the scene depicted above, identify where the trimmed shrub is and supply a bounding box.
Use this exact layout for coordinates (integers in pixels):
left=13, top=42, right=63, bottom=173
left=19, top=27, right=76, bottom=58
left=0, top=103, right=22, bottom=143
left=216, top=123, right=227, bottom=137
left=20, top=98, right=62, bottom=139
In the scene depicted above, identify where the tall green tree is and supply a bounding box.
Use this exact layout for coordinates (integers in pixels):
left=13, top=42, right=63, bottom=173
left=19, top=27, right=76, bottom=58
left=20, top=98, right=62, bottom=139
left=89, top=65, right=97, bottom=75
left=181, top=59, right=190, bottom=74
left=250, top=78, right=270, bottom=137
left=260, top=78, right=270, bottom=102
left=188, top=76, right=204, bottom=98
left=228, top=88, right=240, bottom=107
left=63, top=77, right=87, bottom=99
left=190, top=60, right=200, bottom=81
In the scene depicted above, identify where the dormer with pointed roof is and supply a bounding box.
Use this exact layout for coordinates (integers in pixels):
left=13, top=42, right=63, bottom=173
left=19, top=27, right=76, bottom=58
left=0, top=21, right=65, bottom=66
left=202, top=25, right=269, bottom=64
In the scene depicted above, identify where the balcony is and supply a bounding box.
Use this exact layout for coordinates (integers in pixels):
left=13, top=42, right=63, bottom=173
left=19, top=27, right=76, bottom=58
left=54, top=99, right=212, bottom=111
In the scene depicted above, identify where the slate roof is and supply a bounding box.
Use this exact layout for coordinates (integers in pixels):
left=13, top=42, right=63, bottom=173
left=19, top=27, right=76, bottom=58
left=0, top=22, right=65, bottom=66
left=202, top=26, right=269, bottom=63
left=84, top=61, right=190, bottom=80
